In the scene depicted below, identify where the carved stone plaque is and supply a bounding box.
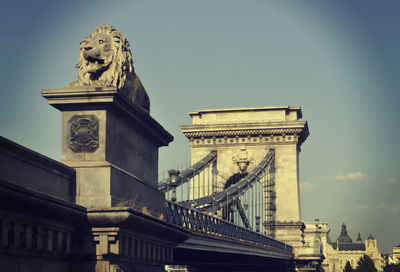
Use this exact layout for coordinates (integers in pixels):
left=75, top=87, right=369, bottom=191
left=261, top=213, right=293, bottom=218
left=69, top=115, right=99, bottom=152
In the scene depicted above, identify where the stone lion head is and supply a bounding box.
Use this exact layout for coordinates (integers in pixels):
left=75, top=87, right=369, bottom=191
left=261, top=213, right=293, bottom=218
left=70, top=24, right=150, bottom=113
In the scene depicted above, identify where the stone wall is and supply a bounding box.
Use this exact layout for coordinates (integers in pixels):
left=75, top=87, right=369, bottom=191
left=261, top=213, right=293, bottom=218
left=0, top=143, right=90, bottom=271
left=0, top=136, right=76, bottom=202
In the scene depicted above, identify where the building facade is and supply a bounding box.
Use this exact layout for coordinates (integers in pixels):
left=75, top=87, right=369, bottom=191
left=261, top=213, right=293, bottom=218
left=393, top=244, right=400, bottom=264
left=304, top=221, right=383, bottom=272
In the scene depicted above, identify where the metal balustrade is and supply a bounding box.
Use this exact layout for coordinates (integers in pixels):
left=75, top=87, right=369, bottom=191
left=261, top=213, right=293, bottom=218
left=165, top=200, right=292, bottom=253
left=160, top=148, right=278, bottom=237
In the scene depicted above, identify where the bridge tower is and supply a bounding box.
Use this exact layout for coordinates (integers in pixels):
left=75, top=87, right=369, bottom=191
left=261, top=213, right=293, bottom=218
left=180, top=106, right=309, bottom=250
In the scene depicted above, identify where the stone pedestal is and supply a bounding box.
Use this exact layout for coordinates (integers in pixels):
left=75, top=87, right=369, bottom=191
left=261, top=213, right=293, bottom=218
left=42, top=87, right=173, bottom=219
left=274, top=221, right=305, bottom=248
left=87, top=207, right=188, bottom=272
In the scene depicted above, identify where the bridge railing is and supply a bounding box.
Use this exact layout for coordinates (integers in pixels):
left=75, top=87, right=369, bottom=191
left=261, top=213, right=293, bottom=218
left=165, top=200, right=292, bottom=253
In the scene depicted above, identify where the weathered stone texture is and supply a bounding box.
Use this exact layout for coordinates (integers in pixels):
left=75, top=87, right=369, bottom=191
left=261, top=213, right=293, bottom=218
left=62, top=110, right=107, bottom=162
left=274, top=143, right=301, bottom=221
left=42, top=88, right=173, bottom=219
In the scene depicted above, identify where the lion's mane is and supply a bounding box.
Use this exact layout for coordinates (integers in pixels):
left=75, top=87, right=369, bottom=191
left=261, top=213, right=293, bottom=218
left=70, top=24, right=150, bottom=113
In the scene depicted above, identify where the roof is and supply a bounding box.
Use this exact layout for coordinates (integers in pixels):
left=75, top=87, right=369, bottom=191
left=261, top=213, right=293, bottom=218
left=337, top=223, right=353, bottom=243
left=189, top=106, right=303, bottom=118
left=357, top=232, right=362, bottom=242
left=337, top=243, right=366, bottom=251
left=367, top=234, right=374, bottom=240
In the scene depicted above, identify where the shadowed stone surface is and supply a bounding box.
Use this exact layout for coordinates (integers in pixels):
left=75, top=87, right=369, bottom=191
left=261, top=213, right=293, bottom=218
left=42, top=87, right=173, bottom=219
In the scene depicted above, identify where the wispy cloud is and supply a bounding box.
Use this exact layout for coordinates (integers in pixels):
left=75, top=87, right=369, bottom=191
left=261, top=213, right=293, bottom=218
left=333, top=171, right=368, bottom=182
left=377, top=203, right=390, bottom=209
left=354, top=204, right=369, bottom=210
left=378, top=203, right=400, bottom=213
left=388, top=172, right=400, bottom=184
left=300, top=181, right=317, bottom=193
left=353, top=203, right=400, bottom=213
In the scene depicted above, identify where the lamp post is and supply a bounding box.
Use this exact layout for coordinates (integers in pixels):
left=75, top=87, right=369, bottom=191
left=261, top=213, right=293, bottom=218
left=256, top=216, right=260, bottom=233
left=263, top=220, right=268, bottom=235
left=168, top=170, right=180, bottom=202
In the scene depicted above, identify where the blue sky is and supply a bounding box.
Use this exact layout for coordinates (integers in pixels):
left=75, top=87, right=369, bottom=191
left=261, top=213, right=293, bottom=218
left=1, top=0, right=399, bottom=253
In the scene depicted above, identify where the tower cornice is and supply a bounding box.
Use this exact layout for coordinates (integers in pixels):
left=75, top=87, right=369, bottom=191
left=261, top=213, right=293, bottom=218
left=181, top=121, right=309, bottom=146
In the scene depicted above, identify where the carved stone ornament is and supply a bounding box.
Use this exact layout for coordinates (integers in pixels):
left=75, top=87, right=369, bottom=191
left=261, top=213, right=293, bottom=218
left=232, top=146, right=253, bottom=173
left=69, top=24, right=150, bottom=113
left=69, top=115, right=99, bottom=152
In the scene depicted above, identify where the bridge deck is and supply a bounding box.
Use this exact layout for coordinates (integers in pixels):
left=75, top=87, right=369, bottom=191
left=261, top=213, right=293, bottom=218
left=165, top=200, right=293, bottom=265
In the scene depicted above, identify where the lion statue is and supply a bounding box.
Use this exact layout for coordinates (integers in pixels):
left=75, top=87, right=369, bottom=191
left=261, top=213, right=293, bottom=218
left=70, top=24, right=150, bottom=113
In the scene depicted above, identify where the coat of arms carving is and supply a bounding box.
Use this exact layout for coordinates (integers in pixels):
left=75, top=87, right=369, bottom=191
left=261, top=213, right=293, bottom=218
left=232, top=146, right=254, bottom=173
left=69, top=115, right=99, bottom=152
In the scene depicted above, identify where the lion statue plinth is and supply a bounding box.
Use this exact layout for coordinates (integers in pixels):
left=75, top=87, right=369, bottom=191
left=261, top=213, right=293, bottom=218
left=70, top=24, right=150, bottom=113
